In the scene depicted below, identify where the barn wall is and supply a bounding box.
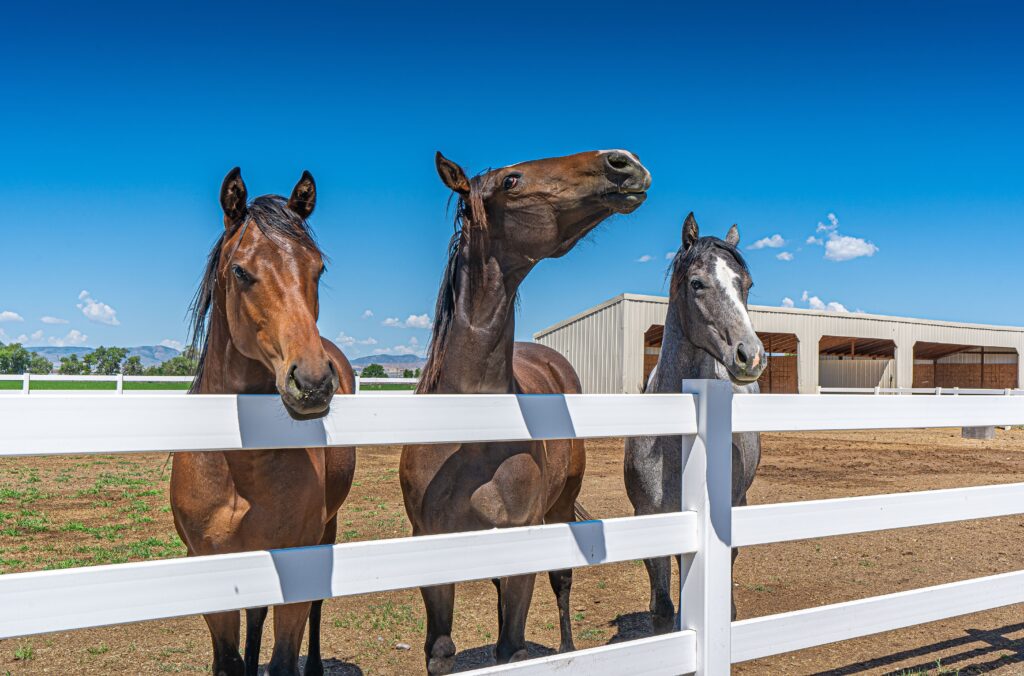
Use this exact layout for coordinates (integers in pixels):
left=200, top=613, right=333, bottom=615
left=534, top=296, right=624, bottom=394
left=534, top=295, right=1024, bottom=394
left=819, top=358, right=895, bottom=388
left=758, top=354, right=798, bottom=393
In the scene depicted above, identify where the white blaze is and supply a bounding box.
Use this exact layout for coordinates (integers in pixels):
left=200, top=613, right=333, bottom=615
left=714, top=257, right=756, bottom=339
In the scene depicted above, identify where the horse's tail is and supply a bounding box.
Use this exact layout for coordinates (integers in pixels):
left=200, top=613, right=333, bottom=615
left=573, top=500, right=594, bottom=522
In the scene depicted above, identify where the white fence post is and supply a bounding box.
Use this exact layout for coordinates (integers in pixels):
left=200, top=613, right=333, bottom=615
left=115, top=373, right=124, bottom=395
left=681, top=379, right=733, bottom=675
left=354, top=375, right=361, bottom=394
left=22, top=373, right=30, bottom=395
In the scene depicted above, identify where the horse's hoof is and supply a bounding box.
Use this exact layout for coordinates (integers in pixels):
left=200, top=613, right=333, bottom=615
left=651, top=613, right=675, bottom=635
left=558, top=641, right=576, bottom=654
left=508, top=649, right=530, bottom=663
left=427, top=636, right=456, bottom=675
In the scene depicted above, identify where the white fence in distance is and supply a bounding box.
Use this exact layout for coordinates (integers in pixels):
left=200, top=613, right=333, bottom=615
left=0, top=374, right=420, bottom=395
left=819, top=385, right=1024, bottom=396
left=1, top=389, right=1023, bottom=674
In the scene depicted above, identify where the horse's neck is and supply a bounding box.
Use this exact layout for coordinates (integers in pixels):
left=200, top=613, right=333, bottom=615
left=424, top=250, right=530, bottom=394
left=193, top=311, right=276, bottom=395
left=649, top=301, right=722, bottom=393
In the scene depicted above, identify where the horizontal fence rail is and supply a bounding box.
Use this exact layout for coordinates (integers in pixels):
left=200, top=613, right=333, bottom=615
left=0, top=512, right=696, bottom=639
left=1, top=388, right=1023, bottom=674
left=1, top=393, right=1023, bottom=456
left=820, top=385, right=1024, bottom=396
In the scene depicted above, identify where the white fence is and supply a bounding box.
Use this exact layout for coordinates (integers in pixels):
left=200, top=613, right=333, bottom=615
left=820, top=385, right=1024, bottom=396
left=0, top=374, right=420, bottom=395
left=1, top=387, right=1024, bottom=674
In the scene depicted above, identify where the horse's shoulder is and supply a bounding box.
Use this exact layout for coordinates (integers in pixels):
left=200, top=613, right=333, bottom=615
left=512, top=342, right=582, bottom=394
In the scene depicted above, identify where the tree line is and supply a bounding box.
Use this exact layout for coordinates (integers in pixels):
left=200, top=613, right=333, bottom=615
left=0, top=342, right=198, bottom=376
left=358, top=364, right=421, bottom=379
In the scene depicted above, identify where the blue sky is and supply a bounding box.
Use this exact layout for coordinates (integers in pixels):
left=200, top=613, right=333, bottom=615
left=0, top=1, right=1021, bottom=357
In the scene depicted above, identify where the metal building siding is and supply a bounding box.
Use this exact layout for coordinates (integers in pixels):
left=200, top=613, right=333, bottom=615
left=534, top=297, right=625, bottom=393
left=621, top=295, right=671, bottom=393
left=534, top=295, right=1024, bottom=393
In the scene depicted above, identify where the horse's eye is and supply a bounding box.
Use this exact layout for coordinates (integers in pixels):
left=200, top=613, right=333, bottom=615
left=232, top=265, right=250, bottom=282
left=690, top=279, right=705, bottom=292
left=502, top=175, right=519, bottom=191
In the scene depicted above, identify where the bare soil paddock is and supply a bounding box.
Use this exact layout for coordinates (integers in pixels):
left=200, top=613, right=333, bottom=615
left=2, top=429, right=1024, bottom=675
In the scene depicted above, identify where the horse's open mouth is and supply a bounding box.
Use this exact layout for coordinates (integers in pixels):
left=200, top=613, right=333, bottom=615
left=604, top=190, right=648, bottom=213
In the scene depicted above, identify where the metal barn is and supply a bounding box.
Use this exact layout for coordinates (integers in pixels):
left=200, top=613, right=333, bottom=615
left=533, top=293, right=1024, bottom=394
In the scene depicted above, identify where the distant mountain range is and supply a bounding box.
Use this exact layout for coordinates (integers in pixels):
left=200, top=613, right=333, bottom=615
left=26, top=345, right=182, bottom=368
left=350, top=354, right=426, bottom=369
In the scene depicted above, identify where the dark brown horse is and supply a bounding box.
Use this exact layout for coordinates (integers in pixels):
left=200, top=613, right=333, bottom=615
left=170, top=169, right=356, bottom=676
left=401, top=150, right=651, bottom=673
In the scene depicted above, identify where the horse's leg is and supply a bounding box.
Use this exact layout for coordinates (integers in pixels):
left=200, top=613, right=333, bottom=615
left=494, top=573, right=536, bottom=664
left=421, top=583, right=456, bottom=675
left=544, top=472, right=581, bottom=654
left=304, top=515, right=337, bottom=676
left=267, top=601, right=311, bottom=676
left=643, top=556, right=675, bottom=635
left=244, top=607, right=268, bottom=676
left=492, top=578, right=504, bottom=636
left=204, top=610, right=245, bottom=676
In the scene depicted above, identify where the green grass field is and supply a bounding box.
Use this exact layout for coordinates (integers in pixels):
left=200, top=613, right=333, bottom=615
left=359, top=383, right=416, bottom=391
left=0, top=381, right=192, bottom=391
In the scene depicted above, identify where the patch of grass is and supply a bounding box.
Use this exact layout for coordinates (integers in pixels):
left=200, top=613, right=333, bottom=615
left=13, top=643, right=33, bottom=661
left=578, top=627, right=604, bottom=641
left=87, top=643, right=110, bottom=655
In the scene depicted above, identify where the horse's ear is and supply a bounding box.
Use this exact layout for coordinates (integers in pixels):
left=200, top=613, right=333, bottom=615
left=288, top=170, right=317, bottom=219
left=725, top=224, right=740, bottom=246
left=436, top=151, right=470, bottom=196
left=682, top=212, right=699, bottom=250
left=220, top=167, right=248, bottom=229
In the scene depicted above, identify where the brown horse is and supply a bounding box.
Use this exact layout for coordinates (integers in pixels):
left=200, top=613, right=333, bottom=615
left=170, top=169, right=356, bottom=676
left=401, top=150, right=651, bottom=673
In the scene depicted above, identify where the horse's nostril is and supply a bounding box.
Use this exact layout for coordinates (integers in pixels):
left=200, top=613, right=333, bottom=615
left=607, top=153, right=630, bottom=170
left=736, top=343, right=749, bottom=366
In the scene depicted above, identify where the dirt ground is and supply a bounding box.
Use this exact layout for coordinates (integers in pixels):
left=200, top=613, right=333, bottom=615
left=2, top=428, right=1024, bottom=675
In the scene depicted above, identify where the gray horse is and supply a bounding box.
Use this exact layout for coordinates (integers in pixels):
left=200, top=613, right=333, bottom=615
left=624, top=212, right=767, bottom=633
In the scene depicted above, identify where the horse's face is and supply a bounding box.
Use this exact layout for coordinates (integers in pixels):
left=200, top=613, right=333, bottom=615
left=218, top=169, right=338, bottom=420
left=436, top=150, right=651, bottom=263
left=671, top=214, right=766, bottom=384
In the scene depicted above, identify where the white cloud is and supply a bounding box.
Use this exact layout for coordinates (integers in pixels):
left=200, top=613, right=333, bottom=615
left=48, top=329, right=88, bottom=346
left=40, top=316, right=68, bottom=325
left=13, top=334, right=28, bottom=343
left=810, top=213, right=878, bottom=262
left=361, top=309, right=374, bottom=319
left=824, top=234, right=879, bottom=262
left=635, top=254, right=653, bottom=263
left=29, top=330, right=44, bottom=342
left=77, top=290, right=120, bottom=326
left=747, top=234, right=785, bottom=250
left=781, top=297, right=795, bottom=308
left=403, top=314, right=431, bottom=329
left=159, top=339, right=185, bottom=352
left=801, top=290, right=809, bottom=302
left=805, top=294, right=849, bottom=313
left=0, top=311, right=24, bottom=322
left=665, top=251, right=676, bottom=260
left=816, top=213, right=840, bottom=233
left=776, top=251, right=794, bottom=261
left=336, top=332, right=378, bottom=348
left=382, top=314, right=432, bottom=329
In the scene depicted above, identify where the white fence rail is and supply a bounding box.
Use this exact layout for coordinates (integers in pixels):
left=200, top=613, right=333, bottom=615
left=820, top=385, right=1024, bottom=396
left=1, top=389, right=1023, bottom=674
left=1, top=374, right=422, bottom=395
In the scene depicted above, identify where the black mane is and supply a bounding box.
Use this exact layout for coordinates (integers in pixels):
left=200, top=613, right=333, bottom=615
left=668, top=236, right=749, bottom=295
left=187, top=195, right=322, bottom=392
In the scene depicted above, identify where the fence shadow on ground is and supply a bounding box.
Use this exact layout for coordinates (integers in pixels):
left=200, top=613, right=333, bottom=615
left=811, top=621, right=1024, bottom=675
left=259, top=656, right=363, bottom=675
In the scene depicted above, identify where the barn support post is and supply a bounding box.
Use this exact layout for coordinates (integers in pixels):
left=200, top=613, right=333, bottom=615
left=894, top=340, right=914, bottom=390
left=796, top=330, right=820, bottom=393
left=680, top=379, right=733, bottom=675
